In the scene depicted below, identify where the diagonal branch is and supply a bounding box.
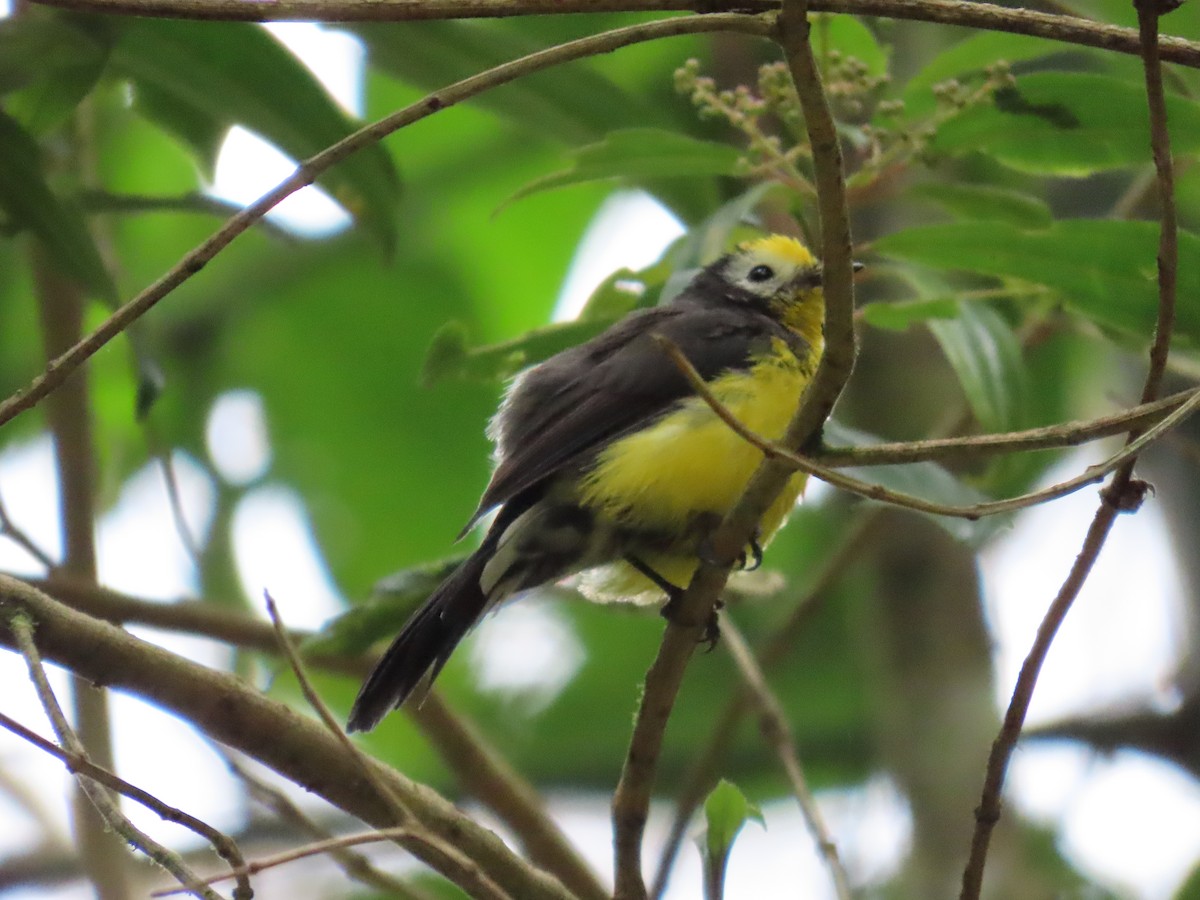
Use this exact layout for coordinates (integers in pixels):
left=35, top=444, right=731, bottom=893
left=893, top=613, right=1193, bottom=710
left=0, top=710, right=251, bottom=899
left=0, top=12, right=772, bottom=433
left=9, top=614, right=225, bottom=900
left=0, top=575, right=576, bottom=900
left=610, top=3, right=855, bottom=897
left=960, top=1, right=1181, bottom=896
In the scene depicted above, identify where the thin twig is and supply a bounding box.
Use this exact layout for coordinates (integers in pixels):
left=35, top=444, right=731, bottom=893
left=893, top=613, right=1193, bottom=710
left=21, top=0, right=1200, bottom=70
left=263, top=592, right=513, bottom=900
left=0, top=709, right=251, bottom=899
left=650, top=514, right=877, bottom=897
left=813, top=389, right=1199, bottom=468
left=8, top=614, right=225, bottom=900
left=77, top=190, right=298, bottom=243
left=721, top=616, right=851, bottom=899
left=0, top=12, right=772, bottom=433
left=223, top=752, right=432, bottom=900
left=0, top=575, right=574, bottom=900
left=0, top=490, right=56, bottom=571
left=960, top=2, right=1181, bottom=895
left=611, top=5, right=856, bottom=896
left=151, top=828, right=414, bottom=896
left=655, top=334, right=1200, bottom=521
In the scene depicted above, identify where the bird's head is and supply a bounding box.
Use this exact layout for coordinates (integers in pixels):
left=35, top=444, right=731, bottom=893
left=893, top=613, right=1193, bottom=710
left=714, top=234, right=827, bottom=348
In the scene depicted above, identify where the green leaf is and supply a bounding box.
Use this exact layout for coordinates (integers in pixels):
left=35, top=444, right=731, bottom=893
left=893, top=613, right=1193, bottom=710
left=912, top=182, right=1052, bottom=228
left=874, top=219, right=1200, bottom=344
left=131, top=80, right=227, bottom=177
left=354, top=20, right=641, bottom=144
left=109, top=19, right=400, bottom=253
left=813, top=14, right=888, bottom=79
left=824, top=420, right=1000, bottom=546
left=927, top=301, right=1029, bottom=432
left=0, top=14, right=110, bottom=133
left=700, top=779, right=763, bottom=900
left=860, top=297, right=960, bottom=331
left=304, top=559, right=460, bottom=656
left=503, top=129, right=742, bottom=209
left=703, top=779, right=764, bottom=860
left=0, top=110, right=116, bottom=301
left=932, top=73, right=1200, bottom=176
left=421, top=317, right=620, bottom=387
left=903, top=31, right=1073, bottom=117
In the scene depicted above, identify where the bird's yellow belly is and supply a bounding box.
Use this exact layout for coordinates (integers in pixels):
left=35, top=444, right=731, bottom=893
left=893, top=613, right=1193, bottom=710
left=577, top=355, right=810, bottom=542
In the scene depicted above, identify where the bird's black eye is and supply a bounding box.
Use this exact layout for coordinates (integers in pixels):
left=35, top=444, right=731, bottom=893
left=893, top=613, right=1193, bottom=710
left=747, top=264, right=775, bottom=283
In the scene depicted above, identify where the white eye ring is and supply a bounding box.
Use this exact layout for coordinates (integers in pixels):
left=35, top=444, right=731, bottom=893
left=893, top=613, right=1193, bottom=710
left=747, top=264, right=775, bottom=283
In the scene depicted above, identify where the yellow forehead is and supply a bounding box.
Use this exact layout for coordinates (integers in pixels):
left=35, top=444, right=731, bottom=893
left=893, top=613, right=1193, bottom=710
left=737, top=234, right=817, bottom=268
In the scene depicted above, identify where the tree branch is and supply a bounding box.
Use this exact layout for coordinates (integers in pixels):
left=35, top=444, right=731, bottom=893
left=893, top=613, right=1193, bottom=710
left=0, top=575, right=575, bottom=900
left=16, top=575, right=604, bottom=900
left=960, top=1, right=1181, bottom=895
left=0, top=709, right=250, bottom=900
left=22, top=0, right=1200, bottom=72
left=610, top=3, right=855, bottom=896
left=9, top=614, right=223, bottom=900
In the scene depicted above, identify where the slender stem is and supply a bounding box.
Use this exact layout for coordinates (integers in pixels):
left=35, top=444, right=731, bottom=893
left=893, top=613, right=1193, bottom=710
left=0, top=575, right=575, bottom=900
left=960, top=2, right=1181, bottom=895
left=9, top=615, right=222, bottom=900
left=21, top=0, right=1200, bottom=72
left=721, top=617, right=851, bottom=900
left=32, top=245, right=130, bottom=900
left=611, top=4, right=855, bottom=896
left=0, top=709, right=251, bottom=900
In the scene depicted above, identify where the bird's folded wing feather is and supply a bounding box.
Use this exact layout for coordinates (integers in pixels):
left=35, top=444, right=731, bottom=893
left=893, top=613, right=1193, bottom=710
left=463, top=304, right=780, bottom=530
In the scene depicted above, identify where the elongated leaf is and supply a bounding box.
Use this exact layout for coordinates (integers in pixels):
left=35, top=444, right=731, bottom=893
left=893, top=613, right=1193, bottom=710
left=0, top=111, right=115, bottom=300
left=503, top=129, right=742, bottom=209
left=109, top=19, right=400, bottom=252
left=933, top=72, right=1200, bottom=176
left=422, top=317, right=620, bottom=386
left=860, top=297, right=960, bottom=331
left=823, top=420, right=1000, bottom=545
left=928, top=301, right=1028, bottom=432
left=0, top=14, right=110, bottom=133
left=912, top=182, right=1052, bottom=228
left=355, top=20, right=644, bottom=144
left=874, top=219, right=1200, bottom=344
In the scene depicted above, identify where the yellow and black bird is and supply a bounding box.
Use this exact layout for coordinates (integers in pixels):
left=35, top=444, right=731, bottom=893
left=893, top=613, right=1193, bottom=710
left=348, top=234, right=828, bottom=732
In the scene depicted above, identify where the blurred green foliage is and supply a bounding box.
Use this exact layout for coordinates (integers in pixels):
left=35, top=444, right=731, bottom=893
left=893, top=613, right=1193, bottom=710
left=2, top=4, right=1199, bottom=897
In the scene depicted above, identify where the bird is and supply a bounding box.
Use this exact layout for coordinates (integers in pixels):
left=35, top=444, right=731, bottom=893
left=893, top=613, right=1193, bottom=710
left=347, top=234, right=829, bottom=732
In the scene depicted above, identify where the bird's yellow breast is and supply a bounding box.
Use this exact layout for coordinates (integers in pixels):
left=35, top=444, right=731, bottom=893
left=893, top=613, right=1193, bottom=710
left=577, top=339, right=812, bottom=543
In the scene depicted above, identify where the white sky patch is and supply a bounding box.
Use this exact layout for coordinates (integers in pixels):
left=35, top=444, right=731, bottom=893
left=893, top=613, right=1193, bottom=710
left=0, top=436, right=61, bottom=574
left=980, top=447, right=1186, bottom=725
left=553, top=190, right=686, bottom=322
left=231, top=485, right=345, bottom=629
left=98, top=453, right=215, bottom=599
left=470, top=601, right=585, bottom=710
left=264, top=23, right=365, bottom=117
left=206, top=389, right=272, bottom=486
left=209, top=25, right=365, bottom=238
left=1061, top=751, right=1200, bottom=899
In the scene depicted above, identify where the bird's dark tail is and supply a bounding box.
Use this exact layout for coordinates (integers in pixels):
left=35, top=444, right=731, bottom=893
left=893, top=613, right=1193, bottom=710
left=347, top=546, right=492, bottom=732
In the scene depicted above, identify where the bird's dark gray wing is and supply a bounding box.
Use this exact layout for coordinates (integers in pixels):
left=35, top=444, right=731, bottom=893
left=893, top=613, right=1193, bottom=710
left=461, top=304, right=786, bottom=532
